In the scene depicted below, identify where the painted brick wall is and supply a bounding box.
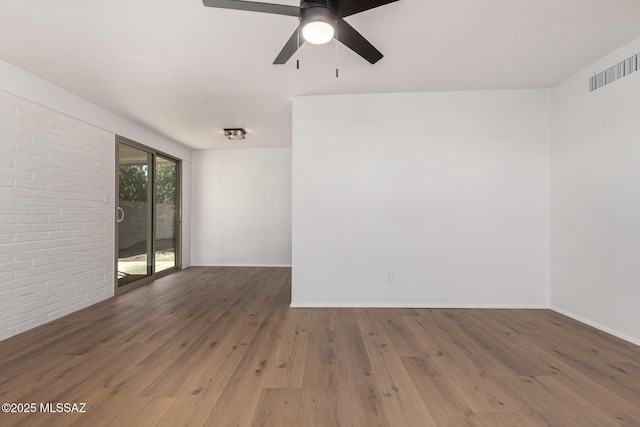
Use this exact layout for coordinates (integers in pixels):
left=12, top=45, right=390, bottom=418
left=0, top=89, right=115, bottom=340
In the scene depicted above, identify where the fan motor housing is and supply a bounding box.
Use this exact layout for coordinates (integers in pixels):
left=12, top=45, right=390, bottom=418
left=300, top=0, right=336, bottom=12
left=301, top=7, right=336, bottom=26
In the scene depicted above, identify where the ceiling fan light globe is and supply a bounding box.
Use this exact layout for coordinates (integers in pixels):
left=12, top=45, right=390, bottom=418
left=302, top=21, right=334, bottom=44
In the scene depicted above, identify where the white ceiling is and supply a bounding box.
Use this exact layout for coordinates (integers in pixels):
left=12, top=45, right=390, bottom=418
left=1, top=0, right=640, bottom=150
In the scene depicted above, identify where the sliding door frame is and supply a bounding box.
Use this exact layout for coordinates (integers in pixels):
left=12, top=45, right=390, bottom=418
left=114, top=136, right=182, bottom=295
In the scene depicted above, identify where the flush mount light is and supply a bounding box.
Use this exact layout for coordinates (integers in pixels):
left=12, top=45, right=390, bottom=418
left=224, top=128, right=246, bottom=140
left=301, top=6, right=335, bottom=45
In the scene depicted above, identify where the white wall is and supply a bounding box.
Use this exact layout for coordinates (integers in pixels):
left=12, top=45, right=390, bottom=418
left=0, top=90, right=115, bottom=339
left=0, top=59, right=191, bottom=162
left=191, top=148, right=292, bottom=267
left=0, top=62, right=192, bottom=340
left=292, top=90, right=550, bottom=307
left=0, top=59, right=192, bottom=270
left=550, top=38, right=640, bottom=345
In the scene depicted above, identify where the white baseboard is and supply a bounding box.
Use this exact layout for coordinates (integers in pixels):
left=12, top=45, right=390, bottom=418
left=550, top=306, right=640, bottom=347
left=290, top=302, right=549, bottom=309
left=190, top=264, right=292, bottom=268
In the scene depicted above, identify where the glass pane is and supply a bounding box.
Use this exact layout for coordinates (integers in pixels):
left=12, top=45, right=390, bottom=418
left=118, top=143, right=152, bottom=286
left=155, top=156, right=177, bottom=273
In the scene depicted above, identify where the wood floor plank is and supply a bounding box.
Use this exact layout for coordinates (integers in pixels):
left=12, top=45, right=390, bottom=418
left=467, top=310, right=640, bottom=425
left=401, top=355, right=473, bottom=425
left=533, top=375, right=619, bottom=426
left=53, top=378, right=175, bottom=427
left=446, top=310, right=548, bottom=377
left=21, top=343, right=163, bottom=427
left=0, top=355, right=83, bottom=402
left=535, top=310, right=640, bottom=359
left=0, top=342, right=156, bottom=427
left=264, top=309, right=310, bottom=389
left=420, top=311, right=604, bottom=425
left=355, top=309, right=437, bottom=426
left=298, top=309, right=340, bottom=426
left=1, top=267, right=639, bottom=427
left=377, top=308, right=425, bottom=357
left=202, top=279, right=289, bottom=426
left=64, top=272, right=286, bottom=427
left=331, top=309, right=391, bottom=426
left=156, top=271, right=286, bottom=427
left=251, top=388, right=301, bottom=426
left=490, top=309, right=640, bottom=408
left=404, top=312, right=528, bottom=414
left=464, top=412, right=544, bottom=427
left=109, top=397, right=175, bottom=427
left=140, top=272, right=274, bottom=397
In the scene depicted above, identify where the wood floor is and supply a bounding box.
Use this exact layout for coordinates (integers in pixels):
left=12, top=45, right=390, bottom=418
left=1, top=267, right=639, bottom=426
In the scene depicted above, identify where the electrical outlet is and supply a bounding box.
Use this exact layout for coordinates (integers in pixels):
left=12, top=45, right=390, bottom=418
left=386, top=271, right=394, bottom=283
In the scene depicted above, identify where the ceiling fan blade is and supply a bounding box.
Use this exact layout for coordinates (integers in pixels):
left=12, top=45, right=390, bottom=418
left=202, top=0, right=300, bottom=17
left=335, top=0, right=399, bottom=17
left=336, top=18, right=383, bottom=64
left=273, top=27, right=304, bottom=64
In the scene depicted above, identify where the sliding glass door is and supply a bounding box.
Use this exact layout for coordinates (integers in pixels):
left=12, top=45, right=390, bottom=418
left=116, top=138, right=180, bottom=290
left=117, top=143, right=153, bottom=286
left=155, top=155, right=178, bottom=273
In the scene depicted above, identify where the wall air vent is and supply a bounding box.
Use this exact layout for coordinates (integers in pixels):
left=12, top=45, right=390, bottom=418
left=589, top=53, right=639, bottom=92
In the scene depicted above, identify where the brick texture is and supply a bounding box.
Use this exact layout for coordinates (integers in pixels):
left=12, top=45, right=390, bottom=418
left=0, top=90, right=115, bottom=340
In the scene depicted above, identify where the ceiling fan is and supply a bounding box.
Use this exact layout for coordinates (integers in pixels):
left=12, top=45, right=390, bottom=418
left=202, top=0, right=399, bottom=65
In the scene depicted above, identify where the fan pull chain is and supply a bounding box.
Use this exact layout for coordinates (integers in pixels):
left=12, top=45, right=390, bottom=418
left=335, top=19, right=339, bottom=78
left=296, top=18, right=300, bottom=70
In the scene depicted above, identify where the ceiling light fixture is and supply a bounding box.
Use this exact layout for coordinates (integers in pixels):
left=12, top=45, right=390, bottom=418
left=301, top=6, right=335, bottom=45
left=224, top=128, right=246, bottom=140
